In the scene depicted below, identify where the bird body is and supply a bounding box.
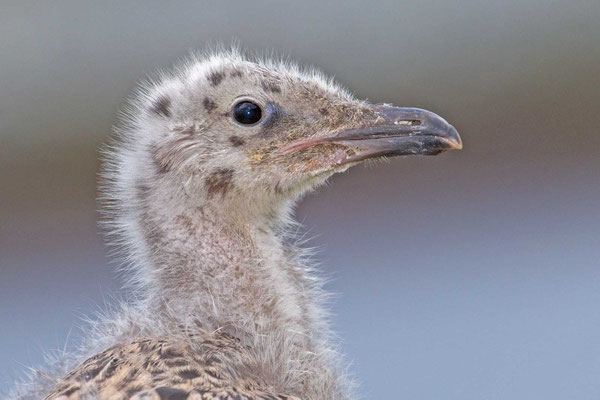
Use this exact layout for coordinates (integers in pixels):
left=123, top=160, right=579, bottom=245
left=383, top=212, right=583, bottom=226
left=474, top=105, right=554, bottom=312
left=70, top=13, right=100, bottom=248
left=11, top=49, right=461, bottom=399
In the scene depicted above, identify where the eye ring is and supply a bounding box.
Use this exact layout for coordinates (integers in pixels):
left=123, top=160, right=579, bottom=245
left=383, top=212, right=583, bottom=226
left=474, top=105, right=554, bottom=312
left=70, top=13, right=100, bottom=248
left=232, top=100, right=263, bottom=125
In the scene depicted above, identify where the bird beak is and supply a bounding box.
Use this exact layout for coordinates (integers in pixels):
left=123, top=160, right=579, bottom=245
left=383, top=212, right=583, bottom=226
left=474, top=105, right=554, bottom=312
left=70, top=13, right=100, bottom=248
left=279, top=105, right=462, bottom=166
left=330, top=105, right=462, bottom=164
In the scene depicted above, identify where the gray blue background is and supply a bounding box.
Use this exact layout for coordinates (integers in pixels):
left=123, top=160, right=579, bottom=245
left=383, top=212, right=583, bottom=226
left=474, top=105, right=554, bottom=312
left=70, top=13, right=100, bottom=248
left=1, top=1, right=599, bottom=398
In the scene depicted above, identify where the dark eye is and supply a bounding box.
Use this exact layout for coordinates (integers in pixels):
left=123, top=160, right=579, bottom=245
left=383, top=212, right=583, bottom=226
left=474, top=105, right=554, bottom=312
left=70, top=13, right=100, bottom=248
left=233, top=101, right=262, bottom=125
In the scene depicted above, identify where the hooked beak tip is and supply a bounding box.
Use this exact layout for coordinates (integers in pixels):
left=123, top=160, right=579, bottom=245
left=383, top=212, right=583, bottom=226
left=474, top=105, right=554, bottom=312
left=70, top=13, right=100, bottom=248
left=442, top=124, right=463, bottom=150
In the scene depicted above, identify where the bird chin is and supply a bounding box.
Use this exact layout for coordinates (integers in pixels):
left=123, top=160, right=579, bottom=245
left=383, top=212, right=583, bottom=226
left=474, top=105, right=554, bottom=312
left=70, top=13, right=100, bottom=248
left=330, top=162, right=355, bottom=173
left=306, top=154, right=363, bottom=178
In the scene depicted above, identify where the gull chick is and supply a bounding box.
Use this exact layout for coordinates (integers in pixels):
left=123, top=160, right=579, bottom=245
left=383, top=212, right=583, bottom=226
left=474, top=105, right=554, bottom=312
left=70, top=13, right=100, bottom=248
left=15, top=49, right=461, bottom=400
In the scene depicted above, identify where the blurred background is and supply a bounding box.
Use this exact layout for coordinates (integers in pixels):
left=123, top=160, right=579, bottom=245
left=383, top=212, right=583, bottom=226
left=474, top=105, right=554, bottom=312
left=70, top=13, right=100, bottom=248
left=1, top=1, right=599, bottom=398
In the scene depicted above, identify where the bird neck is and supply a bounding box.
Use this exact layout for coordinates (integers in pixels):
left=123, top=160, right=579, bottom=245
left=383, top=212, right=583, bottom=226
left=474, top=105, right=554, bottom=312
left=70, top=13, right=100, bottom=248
left=125, top=181, right=350, bottom=398
left=135, top=177, right=323, bottom=349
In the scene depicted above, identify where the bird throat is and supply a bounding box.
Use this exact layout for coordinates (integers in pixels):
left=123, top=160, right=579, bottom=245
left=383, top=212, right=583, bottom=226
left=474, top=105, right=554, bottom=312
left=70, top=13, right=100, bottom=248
left=122, top=174, right=350, bottom=398
left=136, top=181, right=320, bottom=350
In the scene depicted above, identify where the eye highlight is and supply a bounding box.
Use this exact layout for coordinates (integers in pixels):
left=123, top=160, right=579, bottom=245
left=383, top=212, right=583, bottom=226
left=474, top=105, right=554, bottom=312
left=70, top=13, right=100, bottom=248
left=233, top=101, right=262, bottom=125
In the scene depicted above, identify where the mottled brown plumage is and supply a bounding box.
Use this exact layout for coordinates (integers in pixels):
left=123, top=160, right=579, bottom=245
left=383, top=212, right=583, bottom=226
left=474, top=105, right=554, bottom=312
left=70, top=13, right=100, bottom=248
left=46, top=333, right=298, bottom=400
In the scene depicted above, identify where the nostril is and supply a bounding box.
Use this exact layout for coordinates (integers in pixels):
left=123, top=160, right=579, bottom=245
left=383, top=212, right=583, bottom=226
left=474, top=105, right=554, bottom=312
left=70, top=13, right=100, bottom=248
left=393, top=119, right=421, bottom=126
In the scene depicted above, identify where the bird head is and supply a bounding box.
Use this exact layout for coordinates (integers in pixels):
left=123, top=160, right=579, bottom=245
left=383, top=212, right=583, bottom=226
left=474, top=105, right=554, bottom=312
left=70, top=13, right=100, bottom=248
left=142, top=52, right=461, bottom=206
